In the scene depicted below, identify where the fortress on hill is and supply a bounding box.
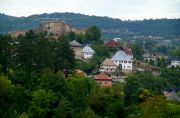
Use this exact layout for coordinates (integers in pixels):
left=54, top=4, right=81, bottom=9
left=9, top=20, right=86, bottom=37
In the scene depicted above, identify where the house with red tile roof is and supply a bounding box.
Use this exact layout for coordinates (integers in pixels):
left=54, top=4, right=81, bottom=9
left=94, top=73, right=112, bottom=87
left=123, top=45, right=133, bottom=59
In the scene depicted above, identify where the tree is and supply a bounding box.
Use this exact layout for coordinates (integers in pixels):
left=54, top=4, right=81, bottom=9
left=65, top=31, right=76, bottom=41
left=16, top=34, right=36, bottom=73
left=0, top=35, right=11, bottom=73
left=29, top=89, right=58, bottom=118
left=79, top=108, right=100, bottom=118
left=139, top=96, right=180, bottom=118
left=90, top=82, right=124, bottom=118
left=124, top=72, right=160, bottom=105
left=130, top=44, right=143, bottom=60
left=85, top=25, right=101, bottom=42
left=52, top=98, right=73, bottom=118
left=54, top=38, right=75, bottom=77
left=40, top=71, right=67, bottom=97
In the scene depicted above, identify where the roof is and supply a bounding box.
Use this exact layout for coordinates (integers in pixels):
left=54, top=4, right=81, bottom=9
left=111, top=50, right=132, bottom=61
left=69, top=40, right=82, bottom=47
left=164, top=91, right=180, bottom=101
left=94, top=73, right=112, bottom=81
left=101, top=58, right=116, bottom=66
left=82, top=45, right=95, bottom=53
left=123, top=46, right=132, bottom=55
left=106, top=39, right=118, bottom=48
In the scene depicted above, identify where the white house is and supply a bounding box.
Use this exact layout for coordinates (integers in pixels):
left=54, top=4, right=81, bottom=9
left=111, top=50, right=133, bottom=73
left=170, top=58, right=180, bottom=67
left=99, top=58, right=117, bottom=73
left=81, top=45, right=95, bottom=59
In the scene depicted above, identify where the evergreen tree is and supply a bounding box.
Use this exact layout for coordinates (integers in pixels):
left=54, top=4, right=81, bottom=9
left=0, top=35, right=11, bottom=73
left=54, top=37, right=75, bottom=77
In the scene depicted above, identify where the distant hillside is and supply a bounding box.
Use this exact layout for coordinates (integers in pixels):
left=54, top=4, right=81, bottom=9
left=0, top=12, right=180, bottom=38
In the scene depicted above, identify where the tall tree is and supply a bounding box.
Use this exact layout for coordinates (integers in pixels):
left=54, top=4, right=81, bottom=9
left=85, top=25, right=101, bottom=42
left=54, top=37, right=75, bottom=77
left=0, top=35, right=11, bottom=73
left=130, top=43, right=143, bottom=60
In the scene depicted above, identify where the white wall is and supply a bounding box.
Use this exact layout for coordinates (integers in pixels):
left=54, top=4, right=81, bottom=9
left=112, top=60, right=132, bottom=70
left=82, top=52, right=94, bottom=59
left=99, top=65, right=117, bottom=73
left=171, top=61, right=180, bottom=67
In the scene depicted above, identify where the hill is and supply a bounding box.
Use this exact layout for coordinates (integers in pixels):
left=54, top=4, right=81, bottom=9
left=0, top=12, right=180, bottom=38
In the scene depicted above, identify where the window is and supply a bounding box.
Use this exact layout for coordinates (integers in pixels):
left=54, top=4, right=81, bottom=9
left=124, top=61, right=127, bottom=63
left=105, top=82, right=107, bottom=84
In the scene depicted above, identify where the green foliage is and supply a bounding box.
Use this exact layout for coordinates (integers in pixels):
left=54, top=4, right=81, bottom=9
left=0, top=13, right=179, bottom=38
left=79, top=108, right=100, bottom=118
left=0, top=30, right=180, bottom=118
left=0, top=35, right=11, bottom=73
left=53, top=98, right=73, bottom=118
left=130, top=44, right=143, bottom=60
left=124, top=72, right=164, bottom=105
left=40, top=71, right=67, bottom=97
left=29, top=89, right=58, bottom=118
left=75, top=60, right=96, bottom=74
left=9, top=70, right=39, bottom=90
left=54, top=37, right=75, bottom=74
left=90, top=82, right=124, bottom=118
left=65, top=31, right=85, bottom=43
left=85, top=25, right=101, bottom=42
left=171, top=48, right=180, bottom=57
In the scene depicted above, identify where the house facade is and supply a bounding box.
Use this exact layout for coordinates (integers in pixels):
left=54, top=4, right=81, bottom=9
left=143, top=53, right=157, bottom=62
left=81, top=45, right=95, bottom=59
left=111, top=50, right=133, bottom=73
left=69, top=40, right=82, bottom=59
left=94, top=73, right=112, bottom=87
left=170, top=58, right=180, bottom=67
left=99, top=58, right=117, bottom=73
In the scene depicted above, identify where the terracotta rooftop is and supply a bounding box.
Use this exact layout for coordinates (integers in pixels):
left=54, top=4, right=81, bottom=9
left=94, top=73, right=112, bottom=81
left=106, top=39, right=118, bottom=48
left=101, top=58, right=116, bottom=66
left=123, top=46, right=132, bottom=55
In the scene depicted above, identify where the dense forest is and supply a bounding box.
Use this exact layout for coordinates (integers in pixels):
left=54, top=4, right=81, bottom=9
left=0, top=29, right=180, bottom=118
left=0, top=12, right=180, bottom=38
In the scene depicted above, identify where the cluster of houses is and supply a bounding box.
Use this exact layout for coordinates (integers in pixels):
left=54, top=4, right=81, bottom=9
left=69, top=40, right=95, bottom=59
left=71, top=38, right=180, bottom=88
left=70, top=39, right=134, bottom=87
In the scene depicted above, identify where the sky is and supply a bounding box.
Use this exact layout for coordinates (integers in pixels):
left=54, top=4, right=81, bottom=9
left=0, top=0, right=180, bottom=20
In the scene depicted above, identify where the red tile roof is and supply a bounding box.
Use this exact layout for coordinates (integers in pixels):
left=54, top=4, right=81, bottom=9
left=123, top=46, right=132, bottom=55
left=106, top=39, right=118, bottom=48
left=94, top=73, right=112, bottom=81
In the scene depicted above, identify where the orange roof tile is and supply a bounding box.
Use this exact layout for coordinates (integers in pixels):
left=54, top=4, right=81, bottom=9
left=94, top=73, right=112, bottom=81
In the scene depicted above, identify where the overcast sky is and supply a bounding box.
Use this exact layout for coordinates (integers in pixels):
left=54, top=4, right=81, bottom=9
left=0, top=0, right=180, bottom=20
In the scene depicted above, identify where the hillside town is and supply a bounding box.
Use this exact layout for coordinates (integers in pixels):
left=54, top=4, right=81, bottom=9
left=7, top=20, right=180, bottom=88
left=0, top=13, right=180, bottom=118
left=1, top=0, right=180, bottom=117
